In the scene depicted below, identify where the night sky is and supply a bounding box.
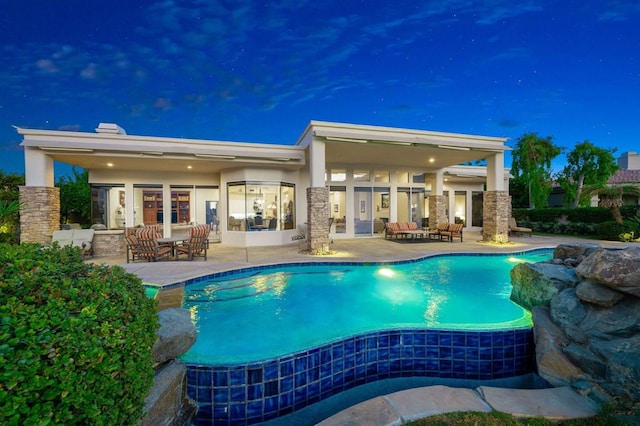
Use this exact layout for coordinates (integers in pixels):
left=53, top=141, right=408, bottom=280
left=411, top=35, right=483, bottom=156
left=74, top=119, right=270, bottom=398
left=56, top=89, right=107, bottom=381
left=2, top=0, right=638, bottom=176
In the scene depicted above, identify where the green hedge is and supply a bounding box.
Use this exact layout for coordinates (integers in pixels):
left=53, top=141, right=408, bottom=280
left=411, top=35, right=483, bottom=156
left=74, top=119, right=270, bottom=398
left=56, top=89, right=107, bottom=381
left=0, top=243, right=158, bottom=425
left=512, top=207, right=614, bottom=224
left=595, top=220, right=638, bottom=241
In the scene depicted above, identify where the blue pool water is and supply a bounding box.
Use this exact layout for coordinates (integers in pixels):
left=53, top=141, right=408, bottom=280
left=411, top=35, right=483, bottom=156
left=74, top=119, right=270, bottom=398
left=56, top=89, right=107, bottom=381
left=183, top=249, right=552, bottom=425
left=181, top=250, right=551, bottom=365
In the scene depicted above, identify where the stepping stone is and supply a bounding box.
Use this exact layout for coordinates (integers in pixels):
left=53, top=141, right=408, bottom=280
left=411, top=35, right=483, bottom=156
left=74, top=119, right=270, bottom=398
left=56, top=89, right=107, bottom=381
left=316, top=396, right=401, bottom=426
left=477, top=386, right=599, bottom=421
left=384, top=385, right=491, bottom=422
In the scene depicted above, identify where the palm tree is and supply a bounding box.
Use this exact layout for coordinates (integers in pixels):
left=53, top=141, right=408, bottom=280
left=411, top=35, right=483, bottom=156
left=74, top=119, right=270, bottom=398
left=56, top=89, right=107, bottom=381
left=583, top=184, right=640, bottom=224
left=0, top=199, right=21, bottom=227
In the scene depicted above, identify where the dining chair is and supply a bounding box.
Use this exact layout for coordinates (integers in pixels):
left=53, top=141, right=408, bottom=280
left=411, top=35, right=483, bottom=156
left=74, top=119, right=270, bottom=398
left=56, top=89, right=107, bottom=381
left=135, top=227, right=172, bottom=261
left=177, top=224, right=211, bottom=260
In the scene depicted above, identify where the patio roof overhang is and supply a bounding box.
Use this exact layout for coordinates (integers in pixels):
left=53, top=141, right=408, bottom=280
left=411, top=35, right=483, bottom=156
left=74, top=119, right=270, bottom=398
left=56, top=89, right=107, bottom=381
left=17, top=126, right=306, bottom=174
left=300, top=121, right=510, bottom=173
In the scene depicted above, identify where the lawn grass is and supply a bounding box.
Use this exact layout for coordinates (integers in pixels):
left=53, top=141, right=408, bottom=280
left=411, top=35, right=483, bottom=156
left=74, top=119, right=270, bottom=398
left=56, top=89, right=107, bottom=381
left=405, top=408, right=638, bottom=425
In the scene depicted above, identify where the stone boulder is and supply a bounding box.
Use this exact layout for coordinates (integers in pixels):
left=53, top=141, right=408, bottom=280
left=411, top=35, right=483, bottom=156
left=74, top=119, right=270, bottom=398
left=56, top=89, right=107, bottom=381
left=532, top=307, right=585, bottom=387
left=575, top=246, right=640, bottom=297
left=575, top=280, right=625, bottom=308
left=153, top=308, right=197, bottom=364
left=145, top=308, right=198, bottom=425
left=553, top=244, right=600, bottom=262
left=510, top=262, right=580, bottom=310
left=549, top=289, right=588, bottom=344
left=520, top=246, right=640, bottom=404
left=590, top=336, right=640, bottom=401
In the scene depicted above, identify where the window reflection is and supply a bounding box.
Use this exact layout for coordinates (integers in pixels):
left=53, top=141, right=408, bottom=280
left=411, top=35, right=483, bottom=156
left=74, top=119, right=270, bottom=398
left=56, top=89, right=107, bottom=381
left=227, top=182, right=295, bottom=231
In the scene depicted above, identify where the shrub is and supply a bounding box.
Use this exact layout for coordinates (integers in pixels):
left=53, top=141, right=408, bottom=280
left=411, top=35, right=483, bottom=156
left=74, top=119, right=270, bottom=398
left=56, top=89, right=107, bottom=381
left=596, top=220, right=638, bottom=241
left=0, top=243, right=158, bottom=425
left=513, top=207, right=613, bottom=223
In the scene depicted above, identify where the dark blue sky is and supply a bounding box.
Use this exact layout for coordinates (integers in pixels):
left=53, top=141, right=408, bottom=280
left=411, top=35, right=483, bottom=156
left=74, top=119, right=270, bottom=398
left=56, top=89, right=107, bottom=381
left=2, top=0, right=638, bottom=176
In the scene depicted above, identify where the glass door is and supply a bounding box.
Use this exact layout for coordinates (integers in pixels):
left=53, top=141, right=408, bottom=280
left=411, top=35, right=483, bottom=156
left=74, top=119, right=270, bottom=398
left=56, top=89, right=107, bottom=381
left=354, top=187, right=372, bottom=236
left=329, top=186, right=346, bottom=234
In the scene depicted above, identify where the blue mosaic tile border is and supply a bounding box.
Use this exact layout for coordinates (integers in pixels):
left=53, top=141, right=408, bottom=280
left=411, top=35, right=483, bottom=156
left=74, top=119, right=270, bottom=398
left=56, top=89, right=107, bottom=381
left=186, top=327, right=535, bottom=425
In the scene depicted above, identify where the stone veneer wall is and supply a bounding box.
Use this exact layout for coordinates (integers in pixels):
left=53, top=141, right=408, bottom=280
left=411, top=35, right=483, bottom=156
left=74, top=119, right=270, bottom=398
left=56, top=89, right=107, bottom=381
left=428, top=195, right=447, bottom=228
left=482, top=190, right=511, bottom=243
left=306, top=187, right=330, bottom=254
left=19, top=186, right=60, bottom=244
left=92, top=231, right=126, bottom=257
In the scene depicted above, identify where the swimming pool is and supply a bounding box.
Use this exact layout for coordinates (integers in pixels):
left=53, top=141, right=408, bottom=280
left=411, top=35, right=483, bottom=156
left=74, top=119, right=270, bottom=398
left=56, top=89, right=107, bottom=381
left=183, top=249, right=551, bottom=425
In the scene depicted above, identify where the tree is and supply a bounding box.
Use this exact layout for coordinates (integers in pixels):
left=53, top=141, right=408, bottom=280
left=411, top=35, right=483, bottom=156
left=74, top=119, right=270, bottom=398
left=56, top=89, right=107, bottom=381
left=556, top=141, right=618, bottom=207
left=0, top=171, right=25, bottom=243
left=584, top=184, right=640, bottom=224
left=57, top=167, right=91, bottom=225
left=510, top=133, right=562, bottom=209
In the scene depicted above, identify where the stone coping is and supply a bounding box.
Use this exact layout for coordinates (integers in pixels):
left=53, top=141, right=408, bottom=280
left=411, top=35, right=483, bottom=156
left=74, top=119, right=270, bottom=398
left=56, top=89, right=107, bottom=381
left=318, top=385, right=599, bottom=425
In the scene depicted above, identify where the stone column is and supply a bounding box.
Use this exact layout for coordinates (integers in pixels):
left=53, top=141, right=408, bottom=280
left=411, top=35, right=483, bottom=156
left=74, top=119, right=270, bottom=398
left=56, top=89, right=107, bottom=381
left=19, top=186, right=60, bottom=244
left=482, top=190, right=511, bottom=243
left=306, top=187, right=330, bottom=254
left=428, top=195, right=447, bottom=228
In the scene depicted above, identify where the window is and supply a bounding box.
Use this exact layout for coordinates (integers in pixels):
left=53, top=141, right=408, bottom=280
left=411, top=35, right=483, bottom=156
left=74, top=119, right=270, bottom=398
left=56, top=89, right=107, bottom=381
left=374, top=170, right=389, bottom=183
left=454, top=191, right=466, bottom=225
left=472, top=191, right=483, bottom=227
left=353, top=170, right=370, bottom=182
left=330, top=169, right=346, bottom=182
left=397, top=171, right=409, bottom=184
left=90, top=184, right=125, bottom=229
left=227, top=181, right=295, bottom=231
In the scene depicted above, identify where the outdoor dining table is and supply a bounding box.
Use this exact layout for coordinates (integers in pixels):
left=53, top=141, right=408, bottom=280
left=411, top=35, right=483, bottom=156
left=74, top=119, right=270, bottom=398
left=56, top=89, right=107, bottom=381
left=157, top=236, right=186, bottom=260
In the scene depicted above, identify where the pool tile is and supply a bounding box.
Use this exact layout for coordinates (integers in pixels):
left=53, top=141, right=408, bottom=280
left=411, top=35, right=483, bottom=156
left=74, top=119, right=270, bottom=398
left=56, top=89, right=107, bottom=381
left=452, top=332, right=466, bottom=347
left=264, top=396, right=279, bottom=413
left=230, top=386, right=246, bottom=402
left=247, top=384, right=263, bottom=400
left=230, top=368, right=245, bottom=386
left=247, top=368, right=262, bottom=384
left=187, top=326, right=536, bottom=425
left=264, top=380, right=278, bottom=397
left=320, top=348, right=332, bottom=365
left=264, top=362, right=279, bottom=381
left=280, top=359, right=293, bottom=377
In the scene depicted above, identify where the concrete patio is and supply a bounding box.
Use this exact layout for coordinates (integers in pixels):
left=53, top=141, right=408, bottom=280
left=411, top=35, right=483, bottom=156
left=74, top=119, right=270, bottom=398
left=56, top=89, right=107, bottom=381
left=96, top=231, right=624, bottom=287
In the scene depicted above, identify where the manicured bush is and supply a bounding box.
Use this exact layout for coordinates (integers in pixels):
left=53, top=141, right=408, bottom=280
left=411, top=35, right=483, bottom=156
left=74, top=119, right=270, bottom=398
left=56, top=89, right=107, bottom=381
left=513, top=207, right=614, bottom=223
left=595, top=220, right=638, bottom=241
left=0, top=243, right=158, bottom=425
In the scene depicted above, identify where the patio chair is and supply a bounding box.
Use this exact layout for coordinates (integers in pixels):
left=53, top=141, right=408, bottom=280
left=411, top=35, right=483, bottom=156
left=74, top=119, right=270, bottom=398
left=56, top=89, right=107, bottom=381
left=440, top=223, right=464, bottom=242
left=509, top=217, right=533, bottom=237
left=177, top=224, right=211, bottom=261
left=124, top=228, right=142, bottom=263
left=135, top=227, right=172, bottom=261
left=428, top=222, right=450, bottom=240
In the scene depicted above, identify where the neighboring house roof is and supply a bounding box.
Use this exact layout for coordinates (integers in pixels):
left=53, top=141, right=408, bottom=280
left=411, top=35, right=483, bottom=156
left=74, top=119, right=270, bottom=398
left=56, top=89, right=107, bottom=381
left=608, top=169, right=640, bottom=184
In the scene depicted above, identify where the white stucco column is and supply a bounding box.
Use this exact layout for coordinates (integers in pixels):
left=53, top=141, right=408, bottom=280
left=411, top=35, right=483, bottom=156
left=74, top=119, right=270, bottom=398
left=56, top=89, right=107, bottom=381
left=429, top=170, right=444, bottom=195
left=162, top=185, right=172, bottom=236
left=486, top=152, right=505, bottom=191
left=124, top=182, right=134, bottom=227
left=309, top=137, right=326, bottom=187
left=24, top=147, right=54, bottom=187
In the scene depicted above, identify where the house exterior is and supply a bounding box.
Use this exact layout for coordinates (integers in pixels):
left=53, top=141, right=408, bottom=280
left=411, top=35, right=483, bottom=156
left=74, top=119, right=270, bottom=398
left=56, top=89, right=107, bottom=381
left=609, top=151, right=640, bottom=206
left=17, top=121, right=512, bottom=252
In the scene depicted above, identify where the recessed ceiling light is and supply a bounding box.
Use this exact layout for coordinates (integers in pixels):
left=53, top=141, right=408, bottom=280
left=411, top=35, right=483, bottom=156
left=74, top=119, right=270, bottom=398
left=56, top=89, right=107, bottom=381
left=429, top=158, right=435, bottom=163
left=187, top=165, right=192, bottom=169
left=107, top=163, right=114, bottom=167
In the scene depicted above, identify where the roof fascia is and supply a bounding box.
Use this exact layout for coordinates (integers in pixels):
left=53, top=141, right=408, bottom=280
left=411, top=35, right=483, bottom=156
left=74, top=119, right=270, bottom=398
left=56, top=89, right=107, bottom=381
left=16, top=127, right=305, bottom=163
left=305, top=120, right=510, bottom=151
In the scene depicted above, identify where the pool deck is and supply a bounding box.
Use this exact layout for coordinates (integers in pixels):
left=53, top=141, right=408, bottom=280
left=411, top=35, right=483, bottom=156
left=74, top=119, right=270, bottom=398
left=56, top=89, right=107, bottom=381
left=101, top=231, right=624, bottom=287
left=93, top=232, right=625, bottom=424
